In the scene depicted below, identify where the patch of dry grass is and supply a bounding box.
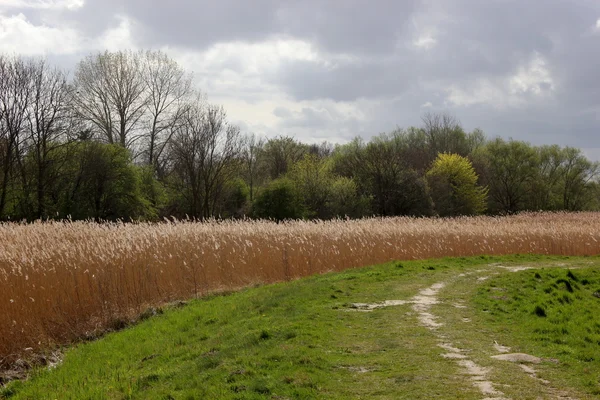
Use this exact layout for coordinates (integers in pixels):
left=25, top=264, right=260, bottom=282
left=1, top=212, right=599, bottom=369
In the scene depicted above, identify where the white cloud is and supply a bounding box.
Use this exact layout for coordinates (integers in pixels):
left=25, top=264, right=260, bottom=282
left=0, top=0, right=84, bottom=10
left=596, top=18, right=600, bottom=30
left=268, top=99, right=367, bottom=143
left=0, top=12, right=81, bottom=54
left=173, top=38, right=322, bottom=75
left=0, top=11, right=140, bottom=56
left=158, top=39, right=327, bottom=138
left=445, top=52, right=555, bottom=108
left=421, top=101, right=433, bottom=108
left=509, top=53, right=554, bottom=95
left=97, top=15, right=137, bottom=51
left=445, top=78, right=515, bottom=108
left=209, top=95, right=369, bottom=144
left=413, top=33, right=437, bottom=50
left=407, top=2, right=450, bottom=51
left=163, top=37, right=333, bottom=104
left=164, top=38, right=386, bottom=142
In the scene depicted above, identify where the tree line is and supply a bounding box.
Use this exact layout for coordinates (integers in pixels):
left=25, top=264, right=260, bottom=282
left=0, top=51, right=598, bottom=222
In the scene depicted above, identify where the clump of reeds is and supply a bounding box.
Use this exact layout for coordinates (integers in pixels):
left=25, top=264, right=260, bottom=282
left=1, top=212, right=599, bottom=369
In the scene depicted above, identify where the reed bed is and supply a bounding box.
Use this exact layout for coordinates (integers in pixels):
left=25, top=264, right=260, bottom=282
left=1, top=212, right=599, bottom=369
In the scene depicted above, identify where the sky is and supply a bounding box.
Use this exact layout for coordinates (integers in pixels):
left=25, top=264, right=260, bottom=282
left=1, top=0, right=600, bottom=158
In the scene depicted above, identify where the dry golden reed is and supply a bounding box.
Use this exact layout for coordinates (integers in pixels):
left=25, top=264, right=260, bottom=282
left=1, top=212, right=599, bottom=367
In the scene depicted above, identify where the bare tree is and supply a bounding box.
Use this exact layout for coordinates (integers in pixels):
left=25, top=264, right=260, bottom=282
left=141, top=50, right=192, bottom=173
left=169, top=99, right=243, bottom=218
left=241, top=133, right=265, bottom=202
left=307, top=141, right=334, bottom=158
left=24, top=60, right=72, bottom=218
left=73, top=50, right=147, bottom=149
left=0, top=56, right=33, bottom=218
left=421, top=112, right=468, bottom=159
left=262, top=136, right=307, bottom=180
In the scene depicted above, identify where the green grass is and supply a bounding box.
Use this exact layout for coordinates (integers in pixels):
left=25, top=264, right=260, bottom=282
left=474, top=263, right=600, bottom=396
left=2, top=255, right=599, bottom=399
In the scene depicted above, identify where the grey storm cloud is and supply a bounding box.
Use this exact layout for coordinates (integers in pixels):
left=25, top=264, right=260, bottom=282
left=273, top=57, right=415, bottom=102
left=2, top=0, right=600, bottom=153
left=40, top=0, right=418, bottom=52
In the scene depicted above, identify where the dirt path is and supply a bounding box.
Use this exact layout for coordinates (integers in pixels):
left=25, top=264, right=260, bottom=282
left=350, top=264, right=582, bottom=400
left=412, top=279, right=508, bottom=400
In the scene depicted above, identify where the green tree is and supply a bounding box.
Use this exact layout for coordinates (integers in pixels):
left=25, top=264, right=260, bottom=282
left=332, top=134, right=432, bottom=216
left=401, top=127, right=430, bottom=172
left=558, top=147, right=599, bottom=210
left=138, top=164, right=167, bottom=218
left=286, top=153, right=370, bottom=219
left=476, top=138, right=539, bottom=213
left=529, top=144, right=564, bottom=210
left=52, top=142, right=154, bottom=221
left=426, top=153, right=487, bottom=216
left=252, top=178, right=305, bottom=221
left=217, top=178, right=250, bottom=218
left=502, top=144, right=598, bottom=212
left=287, top=154, right=332, bottom=219
left=328, top=176, right=372, bottom=218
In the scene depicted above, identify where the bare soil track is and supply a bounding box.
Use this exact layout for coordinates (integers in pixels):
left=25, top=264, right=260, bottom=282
left=349, top=263, right=585, bottom=400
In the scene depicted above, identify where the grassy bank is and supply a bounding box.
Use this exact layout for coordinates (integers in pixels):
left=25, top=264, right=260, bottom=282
left=474, top=265, right=600, bottom=396
left=2, top=254, right=599, bottom=399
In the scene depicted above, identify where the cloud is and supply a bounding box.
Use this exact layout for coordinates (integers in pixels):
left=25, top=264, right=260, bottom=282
left=164, top=37, right=323, bottom=103
left=1, top=0, right=600, bottom=158
left=274, top=54, right=416, bottom=102
left=97, top=14, right=137, bottom=51
left=444, top=52, right=556, bottom=109
left=267, top=100, right=375, bottom=143
left=193, top=37, right=320, bottom=74
left=509, top=53, right=555, bottom=95
left=0, top=0, right=84, bottom=10
left=0, top=12, right=81, bottom=54
left=0, top=11, right=141, bottom=55
left=413, top=33, right=437, bottom=49
left=407, top=3, right=447, bottom=51
left=273, top=107, right=293, bottom=119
